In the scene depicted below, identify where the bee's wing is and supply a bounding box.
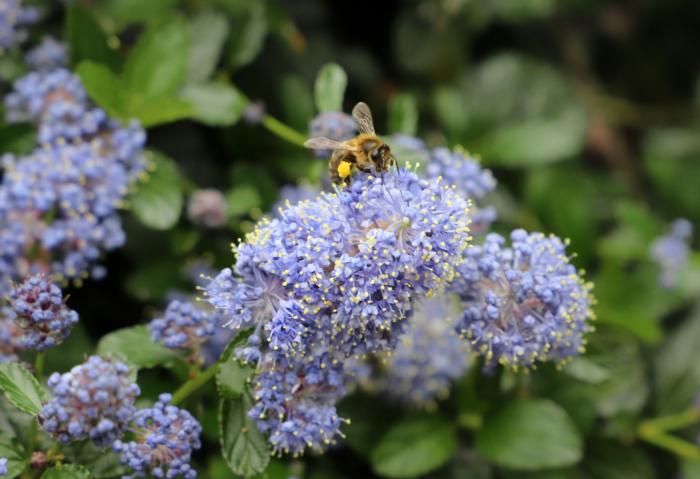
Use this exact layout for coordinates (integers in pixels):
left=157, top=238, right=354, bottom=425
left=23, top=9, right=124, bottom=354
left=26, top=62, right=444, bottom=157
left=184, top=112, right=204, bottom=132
left=352, top=102, right=375, bottom=135
left=304, top=137, right=357, bottom=151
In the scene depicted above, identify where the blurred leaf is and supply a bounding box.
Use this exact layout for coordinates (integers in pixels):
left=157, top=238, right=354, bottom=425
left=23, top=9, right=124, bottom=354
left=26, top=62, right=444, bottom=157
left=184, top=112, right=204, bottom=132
left=100, top=0, right=179, bottom=28
left=314, top=63, right=348, bottom=113
left=476, top=399, right=582, bottom=470
left=43, top=325, right=93, bottom=375
left=129, top=96, right=193, bottom=127
left=682, top=460, right=700, bottom=479
left=582, top=439, right=654, bottom=479
left=130, top=152, right=184, bottom=230
left=0, top=436, right=27, bottom=479
left=216, top=333, right=254, bottom=399
left=219, top=394, right=270, bottom=476
left=338, top=394, right=397, bottom=458
left=180, top=82, right=247, bottom=126
left=66, top=5, right=118, bottom=69
left=598, top=201, right=664, bottom=261
left=388, top=93, right=418, bottom=136
left=563, top=357, right=610, bottom=384
left=0, top=123, right=36, bottom=155
left=477, top=112, right=585, bottom=167
left=123, top=18, right=190, bottom=99
left=280, top=75, right=314, bottom=130
left=227, top=3, right=267, bottom=69
left=0, top=362, right=48, bottom=415
left=125, top=259, right=182, bottom=302
left=76, top=61, right=127, bottom=120
left=96, top=325, right=181, bottom=369
left=226, top=185, right=262, bottom=217
left=655, top=304, right=700, bottom=415
left=0, top=397, right=33, bottom=444
left=42, top=465, right=91, bottom=479
left=188, top=11, right=230, bottom=83
left=62, top=441, right=128, bottom=479
left=370, top=414, right=458, bottom=478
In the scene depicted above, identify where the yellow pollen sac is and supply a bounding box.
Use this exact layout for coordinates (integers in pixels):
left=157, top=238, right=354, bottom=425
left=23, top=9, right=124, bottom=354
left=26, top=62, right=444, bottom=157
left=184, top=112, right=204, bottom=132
left=338, top=161, right=352, bottom=179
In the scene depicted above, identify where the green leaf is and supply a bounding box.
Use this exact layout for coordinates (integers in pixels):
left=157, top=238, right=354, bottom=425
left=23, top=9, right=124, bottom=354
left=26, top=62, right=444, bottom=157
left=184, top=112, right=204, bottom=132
left=128, top=96, right=193, bottom=128
left=563, top=357, right=610, bottom=384
left=388, top=93, right=418, bottom=135
left=582, top=439, right=654, bottom=479
left=219, top=394, right=270, bottom=476
left=129, top=152, right=184, bottom=230
left=371, top=414, right=458, bottom=478
left=226, top=185, right=262, bottom=217
left=0, top=436, right=28, bottom=479
left=65, top=5, right=118, bottom=69
left=216, top=334, right=254, bottom=399
left=96, top=325, right=180, bottom=369
left=188, top=11, right=230, bottom=83
left=0, top=123, right=36, bottom=155
left=477, top=112, right=585, bottom=167
left=338, top=395, right=397, bottom=459
left=123, top=18, right=190, bottom=99
left=62, top=440, right=128, bottom=479
left=314, top=63, right=348, bottom=113
left=125, top=260, right=183, bottom=302
left=0, top=397, right=33, bottom=444
left=476, top=399, right=582, bottom=470
left=100, top=0, right=179, bottom=27
left=76, top=61, right=126, bottom=120
left=42, top=464, right=91, bottom=479
left=227, top=3, right=267, bottom=69
left=180, top=83, right=247, bottom=126
left=0, top=362, right=48, bottom=415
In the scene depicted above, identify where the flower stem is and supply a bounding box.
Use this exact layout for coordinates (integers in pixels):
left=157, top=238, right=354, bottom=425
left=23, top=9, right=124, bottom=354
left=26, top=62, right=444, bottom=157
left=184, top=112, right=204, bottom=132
left=638, top=409, right=700, bottom=460
left=171, top=363, right=218, bottom=406
left=261, top=115, right=307, bottom=148
left=26, top=352, right=46, bottom=457
left=34, top=352, right=45, bottom=381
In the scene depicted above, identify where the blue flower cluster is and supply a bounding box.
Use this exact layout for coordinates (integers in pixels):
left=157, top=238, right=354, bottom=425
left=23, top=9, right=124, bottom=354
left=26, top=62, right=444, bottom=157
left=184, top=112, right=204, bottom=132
left=0, top=66, right=147, bottom=292
left=26, top=36, right=68, bottom=71
left=456, top=230, right=594, bottom=370
left=0, top=457, right=6, bottom=476
left=308, top=112, right=357, bottom=158
left=150, top=300, right=219, bottom=363
left=206, top=169, right=471, bottom=454
left=380, top=296, right=470, bottom=407
left=0, top=0, right=38, bottom=50
left=39, top=356, right=141, bottom=447
left=425, top=147, right=497, bottom=233
left=650, top=218, right=693, bottom=288
left=113, top=394, right=201, bottom=479
left=9, top=274, right=78, bottom=350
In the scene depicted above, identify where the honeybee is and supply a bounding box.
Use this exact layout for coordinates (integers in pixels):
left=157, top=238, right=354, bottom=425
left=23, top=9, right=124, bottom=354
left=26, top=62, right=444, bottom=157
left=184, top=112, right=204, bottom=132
left=304, top=102, right=395, bottom=186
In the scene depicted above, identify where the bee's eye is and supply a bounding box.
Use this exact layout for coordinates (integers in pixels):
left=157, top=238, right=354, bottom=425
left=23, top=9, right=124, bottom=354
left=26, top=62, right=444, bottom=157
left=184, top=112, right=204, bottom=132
left=371, top=151, right=382, bottom=163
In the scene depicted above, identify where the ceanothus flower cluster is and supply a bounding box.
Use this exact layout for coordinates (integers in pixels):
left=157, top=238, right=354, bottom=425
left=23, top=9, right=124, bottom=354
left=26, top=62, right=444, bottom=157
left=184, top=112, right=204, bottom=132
left=0, top=0, right=38, bottom=50
left=150, top=300, right=219, bottom=363
left=308, top=112, right=357, bottom=158
left=425, top=147, right=497, bottom=233
left=113, top=394, right=201, bottom=479
left=380, top=296, right=470, bottom=408
left=206, top=168, right=471, bottom=455
left=456, top=230, right=594, bottom=370
left=25, top=36, right=68, bottom=71
left=39, top=356, right=141, bottom=447
left=650, top=218, right=693, bottom=288
left=9, top=274, right=78, bottom=350
left=0, top=66, right=147, bottom=291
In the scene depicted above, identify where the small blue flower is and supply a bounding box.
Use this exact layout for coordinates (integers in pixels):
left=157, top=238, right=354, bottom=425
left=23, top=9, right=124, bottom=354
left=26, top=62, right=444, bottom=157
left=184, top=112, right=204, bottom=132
left=150, top=300, right=218, bottom=357
left=650, top=218, right=693, bottom=288
left=0, top=0, right=38, bottom=50
left=39, top=356, right=140, bottom=447
left=9, top=274, right=78, bottom=351
left=425, top=147, right=497, bottom=233
left=113, top=393, right=201, bottom=479
left=0, top=457, right=7, bottom=476
left=381, top=296, right=470, bottom=407
left=456, top=230, right=594, bottom=370
left=26, top=36, right=68, bottom=71
left=308, top=112, right=357, bottom=158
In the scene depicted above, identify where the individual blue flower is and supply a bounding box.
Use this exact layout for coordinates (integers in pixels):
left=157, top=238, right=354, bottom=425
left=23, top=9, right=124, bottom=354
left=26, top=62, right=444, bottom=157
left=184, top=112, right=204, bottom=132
left=650, top=218, right=693, bottom=288
left=26, top=36, right=68, bottom=71
left=113, top=393, right=201, bottom=479
left=425, top=147, right=497, bottom=233
left=39, top=356, right=140, bottom=446
left=150, top=300, right=218, bottom=360
left=308, top=112, right=357, bottom=158
left=0, top=0, right=38, bottom=50
left=9, top=274, right=78, bottom=351
left=381, top=296, right=470, bottom=407
left=0, top=457, right=7, bottom=476
left=456, top=230, right=594, bottom=370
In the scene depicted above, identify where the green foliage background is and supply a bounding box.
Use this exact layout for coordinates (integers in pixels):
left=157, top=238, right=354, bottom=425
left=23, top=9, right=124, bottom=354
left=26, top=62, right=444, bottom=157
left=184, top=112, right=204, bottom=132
left=3, top=0, right=700, bottom=478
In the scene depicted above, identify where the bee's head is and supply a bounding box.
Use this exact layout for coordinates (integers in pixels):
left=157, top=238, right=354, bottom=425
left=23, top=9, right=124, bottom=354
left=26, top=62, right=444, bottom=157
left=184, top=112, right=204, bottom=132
left=370, top=144, right=391, bottom=167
